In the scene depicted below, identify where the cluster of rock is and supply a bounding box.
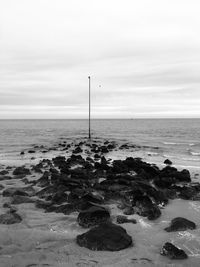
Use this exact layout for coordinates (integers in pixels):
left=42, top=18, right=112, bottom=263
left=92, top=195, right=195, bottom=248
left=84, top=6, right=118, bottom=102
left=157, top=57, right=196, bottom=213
left=0, top=139, right=199, bottom=259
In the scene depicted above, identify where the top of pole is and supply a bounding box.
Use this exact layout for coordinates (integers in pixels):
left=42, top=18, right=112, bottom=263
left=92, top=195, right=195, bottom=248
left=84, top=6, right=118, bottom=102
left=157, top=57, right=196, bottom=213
left=88, top=76, right=91, bottom=139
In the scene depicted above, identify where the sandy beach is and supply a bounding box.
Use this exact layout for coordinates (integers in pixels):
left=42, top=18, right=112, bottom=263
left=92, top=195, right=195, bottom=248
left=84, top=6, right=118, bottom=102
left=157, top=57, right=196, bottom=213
left=0, top=138, right=200, bottom=267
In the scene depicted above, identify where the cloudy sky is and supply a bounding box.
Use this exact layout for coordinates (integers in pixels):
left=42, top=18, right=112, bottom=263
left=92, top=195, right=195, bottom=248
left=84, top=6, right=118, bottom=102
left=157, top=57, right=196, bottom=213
left=0, top=0, right=200, bottom=119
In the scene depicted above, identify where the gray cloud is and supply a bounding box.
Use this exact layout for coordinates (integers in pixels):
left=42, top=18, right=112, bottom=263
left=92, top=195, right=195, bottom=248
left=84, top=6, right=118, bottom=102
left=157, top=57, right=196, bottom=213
left=0, top=0, right=200, bottom=118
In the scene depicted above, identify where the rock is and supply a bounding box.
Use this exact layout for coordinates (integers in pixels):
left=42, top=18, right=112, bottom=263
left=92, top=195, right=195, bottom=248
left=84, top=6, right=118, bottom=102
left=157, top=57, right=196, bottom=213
left=160, top=242, right=188, bottom=259
left=0, top=175, right=12, bottom=181
left=36, top=171, right=50, bottom=187
left=73, top=147, right=83, bottom=154
left=2, top=188, right=29, bottom=197
left=28, top=150, right=35, bottom=153
left=0, top=170, right=9, bottom=175
left=13, top=166, right=31, bottom=176
left=76, top=222, right=132, bottom=251
left=164, top=217, right=196, bottom=232
left=164, top=159, right=172, bottom=165
left=132, top=195, right=161, bottom=220
left=0, top=212, right=22, bottom=224
left=11, top=195, right=35, bottom=204
left=77, top=205, right=110, bottom=228
left=45, top=203, right=75, bottom=214
left=123, top=207, right=134, bottom=215
left=116, top=215, right=137, bottom=224
left=0, top=184, right=4, bottom=190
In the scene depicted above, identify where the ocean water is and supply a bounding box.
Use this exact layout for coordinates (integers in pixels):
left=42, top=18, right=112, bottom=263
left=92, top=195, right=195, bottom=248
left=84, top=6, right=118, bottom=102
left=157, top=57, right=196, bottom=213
left=0, top=118, right=200, bottom=169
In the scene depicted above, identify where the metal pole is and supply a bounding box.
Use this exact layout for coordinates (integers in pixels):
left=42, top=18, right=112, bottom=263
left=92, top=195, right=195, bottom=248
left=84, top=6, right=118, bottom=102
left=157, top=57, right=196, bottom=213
left=88, top=76, right=91, bottom=139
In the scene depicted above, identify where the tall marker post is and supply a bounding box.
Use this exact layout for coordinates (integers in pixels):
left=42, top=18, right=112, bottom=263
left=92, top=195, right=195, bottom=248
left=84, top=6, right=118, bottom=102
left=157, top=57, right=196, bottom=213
left=88, top=76, right=91, bottom=139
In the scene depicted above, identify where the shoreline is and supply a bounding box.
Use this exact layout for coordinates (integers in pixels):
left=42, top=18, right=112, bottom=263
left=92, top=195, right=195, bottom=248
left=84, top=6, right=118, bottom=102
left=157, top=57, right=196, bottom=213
left=0, top=138, right=200, bottom=266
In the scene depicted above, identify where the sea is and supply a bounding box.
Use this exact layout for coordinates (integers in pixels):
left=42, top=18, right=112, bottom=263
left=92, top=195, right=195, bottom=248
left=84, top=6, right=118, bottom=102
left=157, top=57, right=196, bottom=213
left=0, top=118, right=200, bottom=170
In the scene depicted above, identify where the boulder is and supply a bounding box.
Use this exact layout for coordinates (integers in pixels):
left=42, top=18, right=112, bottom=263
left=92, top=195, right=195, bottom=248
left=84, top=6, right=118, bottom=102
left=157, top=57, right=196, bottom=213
left=160, top=242, right=188, bottom=259
left=13, top=166, right=31, bottom=176
left=76, top=222, right=132, bottom=251
left=77, top=205, right=110, bottom=228
left=0, top=212, right=22, bottom=224
left=164, top=217, right=196, bottom=232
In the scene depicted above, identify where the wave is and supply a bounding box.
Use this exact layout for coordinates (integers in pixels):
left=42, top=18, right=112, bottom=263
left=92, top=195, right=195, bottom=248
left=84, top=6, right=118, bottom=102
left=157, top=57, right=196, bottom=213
left=190, top=152, right=200, bottom=156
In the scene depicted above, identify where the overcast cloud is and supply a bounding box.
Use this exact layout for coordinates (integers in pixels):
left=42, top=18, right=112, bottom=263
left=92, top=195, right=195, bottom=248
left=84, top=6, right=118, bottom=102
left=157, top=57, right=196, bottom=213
left=0, top=0, right=200, bottom=118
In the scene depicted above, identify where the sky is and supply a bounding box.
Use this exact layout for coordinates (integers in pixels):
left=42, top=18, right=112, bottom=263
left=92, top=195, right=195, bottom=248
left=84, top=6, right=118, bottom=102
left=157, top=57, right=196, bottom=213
left=0, top=0, right=200, bottom=119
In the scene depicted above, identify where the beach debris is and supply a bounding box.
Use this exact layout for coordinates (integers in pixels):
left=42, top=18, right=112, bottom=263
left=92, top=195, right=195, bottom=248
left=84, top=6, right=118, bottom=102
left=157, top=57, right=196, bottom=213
left=160, top=242, right=188, bottom=259
left=77, top=205, right=110, bottom=228
left=164, top=217, right=196, bottom=232
left=76, top=222, right=132, bottom=251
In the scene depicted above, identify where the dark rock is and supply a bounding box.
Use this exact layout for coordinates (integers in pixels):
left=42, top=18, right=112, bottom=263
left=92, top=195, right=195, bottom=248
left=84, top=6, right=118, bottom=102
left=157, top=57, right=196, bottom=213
left=36, top=185, right=57, bottom=199
left=164, top=159, right=172, bottom=165
left=94, top=154, right=101, bottom=159
left=0, top=175, right=12, bottom=181
left=31, top=165, right=43, bottom=173
left=77, top=205, right=110, bottom=228
left=123, top=207, right=134, bottom=215
left=2, top=188, right=29, bottom=197
left=73, top=147, right=83, bottom=154
left=28, top=150, right=35, bottom=153
left=45, top=203, right=75, bottom=214
left=76, top=222, right=132, bottom=251
left=36, top=171, right=50, bottom=187
left=0, top=212, right=22, bottom=224
left=13, top=166, right=31, bottom=176
left=116, top=215, right=136, bottom=224
left=50, top=192, right=68, bottom=205
left=164, top=217, right=196, bottom=232
left=0, top=170, right=9, bottom=175
left=20, top=151, right=25, bottom=155
left=0, top=184, right=4, bottom=190
left=11, top=195, right=35, bottom=204
left=132, top=195, right=161, bottom=220
left=160, top=242, right=188, bottom=259
left=35, top=199, right=52, bottom=209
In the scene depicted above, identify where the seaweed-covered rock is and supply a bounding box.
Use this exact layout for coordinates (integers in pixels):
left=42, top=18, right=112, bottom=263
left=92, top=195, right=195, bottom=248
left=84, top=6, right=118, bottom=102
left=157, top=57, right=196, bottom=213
left=76, top=222, right=132, bottom=251
left=164, top=217, right=196, bottom=232
left=77, top=205, right=110, bottom=228
left=160, top=242, right=188, bottom=259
